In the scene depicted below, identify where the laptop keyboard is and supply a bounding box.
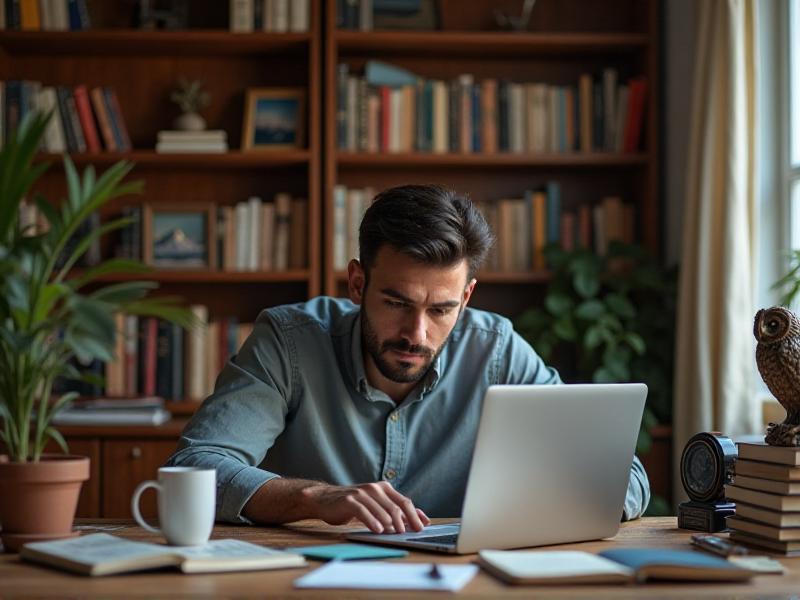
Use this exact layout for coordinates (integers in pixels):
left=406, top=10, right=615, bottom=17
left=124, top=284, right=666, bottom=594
left=408, top=533, right=459, bottom=545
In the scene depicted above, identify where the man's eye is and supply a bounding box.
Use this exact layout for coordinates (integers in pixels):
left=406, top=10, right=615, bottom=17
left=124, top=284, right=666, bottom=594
left=385, top=300, right=406, bottom=309
left=430, top=308, right=451, bottom=317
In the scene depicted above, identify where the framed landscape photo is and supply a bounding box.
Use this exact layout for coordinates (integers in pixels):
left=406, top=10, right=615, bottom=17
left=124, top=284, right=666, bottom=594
left=242, top=87, right=305, bottom=150
left=142, top=203, right=216, bottom=270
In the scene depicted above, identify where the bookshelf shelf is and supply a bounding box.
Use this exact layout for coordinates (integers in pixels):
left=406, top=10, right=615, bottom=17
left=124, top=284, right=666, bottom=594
left=337, top=152, right=648, bottom=168
left=74, top=270, right=311, bottom=283
left=333, top=270, right=552, bottom=284
left=39, top=150, right=312, bottom=169
left=0, top=30, right=311, bottom=56
left=335, top=31, right=648, bottom=57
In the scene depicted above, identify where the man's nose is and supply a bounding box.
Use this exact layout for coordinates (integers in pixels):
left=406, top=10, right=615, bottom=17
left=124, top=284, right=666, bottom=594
left=400, top=311, right=427, bottom=346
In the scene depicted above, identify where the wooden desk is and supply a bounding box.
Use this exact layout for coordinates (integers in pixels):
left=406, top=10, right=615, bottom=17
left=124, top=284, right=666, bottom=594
left=1, top=517, right=797, bottom=598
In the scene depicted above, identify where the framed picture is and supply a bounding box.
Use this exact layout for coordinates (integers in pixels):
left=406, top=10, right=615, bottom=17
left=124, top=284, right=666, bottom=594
left=242, top=87, right=305, bottom=150
left=142, top=203, right=216, bottom=269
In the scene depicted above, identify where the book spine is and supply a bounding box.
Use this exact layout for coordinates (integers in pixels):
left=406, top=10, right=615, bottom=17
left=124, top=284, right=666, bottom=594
left=336, top=63, right=348, bottom=149
left=73, top=85, right=101, bottom=153
left=289, top=197, right=308, bottom=269
left=273, top=192, right=291, bottom=271
left=103, top=88, right=131, bottom=151
left=155, top=319, right=173, bottom=399
left=89, top=87, right=116, bottom=151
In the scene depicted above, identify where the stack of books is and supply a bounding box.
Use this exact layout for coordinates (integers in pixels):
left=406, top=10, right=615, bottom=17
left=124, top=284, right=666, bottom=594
left=52, top=397, right=171, bottom=427
left=725, top=442, right=800, bottom=556
left=155, top=130, right=228, bottom=153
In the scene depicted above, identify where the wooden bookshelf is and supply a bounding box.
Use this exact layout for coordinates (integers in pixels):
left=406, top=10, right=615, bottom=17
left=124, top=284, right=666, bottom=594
left=0, top=2, right=323, bottom=321
left=323, top=0, right=660, bottom=316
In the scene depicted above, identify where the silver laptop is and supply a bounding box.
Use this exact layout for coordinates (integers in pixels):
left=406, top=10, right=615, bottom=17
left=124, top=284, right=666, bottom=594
left=347, top=383, right=647, bottom=554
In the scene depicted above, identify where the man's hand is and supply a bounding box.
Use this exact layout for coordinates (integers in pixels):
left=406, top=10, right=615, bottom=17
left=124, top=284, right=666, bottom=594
left=300, top=481, right=431, bottom=533
left=242, top=477, right=431, bottom=533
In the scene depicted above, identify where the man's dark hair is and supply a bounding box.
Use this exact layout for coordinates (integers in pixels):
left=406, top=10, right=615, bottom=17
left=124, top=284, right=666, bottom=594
left=358, top=184, right=495, bottom=282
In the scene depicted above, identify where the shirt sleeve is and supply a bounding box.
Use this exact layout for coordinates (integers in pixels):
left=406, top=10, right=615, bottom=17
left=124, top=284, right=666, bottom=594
left=500, top=321, right=651, bottom=521
left=164, top=312, right=294, bottom=524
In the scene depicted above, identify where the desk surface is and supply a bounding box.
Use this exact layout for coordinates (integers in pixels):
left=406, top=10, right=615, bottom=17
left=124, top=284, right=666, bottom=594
left=1, top=517, right=797, bottom=598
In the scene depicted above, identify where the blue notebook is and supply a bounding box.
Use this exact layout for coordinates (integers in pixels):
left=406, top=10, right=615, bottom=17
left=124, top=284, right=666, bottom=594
left=294, top=543, right=408, bottom=561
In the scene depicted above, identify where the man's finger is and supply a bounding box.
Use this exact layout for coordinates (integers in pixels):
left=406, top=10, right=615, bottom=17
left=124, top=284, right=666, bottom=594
left=381, top=484, right=425, bottom=532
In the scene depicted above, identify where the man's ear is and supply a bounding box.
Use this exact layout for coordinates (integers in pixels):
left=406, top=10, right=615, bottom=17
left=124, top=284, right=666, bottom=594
left=347, top=259, right=365, bottom=304
left=462, top=278, right=477, bottom=308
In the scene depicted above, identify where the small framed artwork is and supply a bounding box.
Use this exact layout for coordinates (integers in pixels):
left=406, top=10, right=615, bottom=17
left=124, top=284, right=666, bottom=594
left=241, top=87, right=305, bottom=150
left=142, top=203, right=216, bottom=269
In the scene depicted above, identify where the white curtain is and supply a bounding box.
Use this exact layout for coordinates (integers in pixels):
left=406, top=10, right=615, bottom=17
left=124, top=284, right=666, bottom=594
left=672, top=0, right=761, bottom=503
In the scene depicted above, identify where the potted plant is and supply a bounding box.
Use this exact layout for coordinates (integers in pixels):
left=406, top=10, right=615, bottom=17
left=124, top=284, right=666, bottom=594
left=0, top=113, right=192, bottom=552
left=514, top=241, right=677, bottom=514
left=170, top=77, right=210, bottom=132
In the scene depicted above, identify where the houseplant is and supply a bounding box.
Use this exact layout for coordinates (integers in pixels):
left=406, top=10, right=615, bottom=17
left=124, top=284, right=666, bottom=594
left=514, top=241, right=677, bottom=514
left=0, top=112, right=192, bottom=551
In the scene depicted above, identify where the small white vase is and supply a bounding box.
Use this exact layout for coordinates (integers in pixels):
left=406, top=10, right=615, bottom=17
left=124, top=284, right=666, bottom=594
left=173, top=112, right=206, bottom=132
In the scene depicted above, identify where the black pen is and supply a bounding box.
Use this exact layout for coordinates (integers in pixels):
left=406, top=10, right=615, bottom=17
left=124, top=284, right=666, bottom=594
left=427, top=563, right=443, bottom=579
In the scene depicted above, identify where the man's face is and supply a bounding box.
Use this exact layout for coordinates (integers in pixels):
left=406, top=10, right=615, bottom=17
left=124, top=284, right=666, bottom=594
left=348, top=246, right=476, bottom=387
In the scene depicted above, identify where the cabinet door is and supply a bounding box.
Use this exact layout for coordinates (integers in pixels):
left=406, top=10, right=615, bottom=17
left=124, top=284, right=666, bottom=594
left=62, top=439, right=101, bottom=518
left=102, top=440, right=176, bottom=518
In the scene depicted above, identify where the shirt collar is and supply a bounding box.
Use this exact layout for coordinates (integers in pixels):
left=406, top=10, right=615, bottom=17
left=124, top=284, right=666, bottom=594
left=349, top=311, right=443, bottom=401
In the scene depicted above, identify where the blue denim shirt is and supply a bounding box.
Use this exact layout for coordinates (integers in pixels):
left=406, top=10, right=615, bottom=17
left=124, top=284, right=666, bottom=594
left=167, top=297, right=650, bottom=523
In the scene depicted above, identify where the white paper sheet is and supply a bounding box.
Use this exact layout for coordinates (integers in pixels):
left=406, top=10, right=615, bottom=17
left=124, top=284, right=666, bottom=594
left=294, top=560, right=478, bottom=591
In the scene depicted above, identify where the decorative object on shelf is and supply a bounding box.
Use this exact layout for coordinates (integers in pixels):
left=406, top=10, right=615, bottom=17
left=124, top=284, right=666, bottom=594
left=493, top=0, right=536, bottom=32
left=170, top=78, right=210, bottom=132
left=242, top=87, right=306, bottom=150
left=677, top=432, right=737, bottom=532
left=142, top=203, right=216, bottom=270
left=371, top=0, right=438, bottom=31
left=0, top=112, right=194, bottom=552
left=134, top=0, right=189, bottom=30
left=754, top=306, right=800, bottom=446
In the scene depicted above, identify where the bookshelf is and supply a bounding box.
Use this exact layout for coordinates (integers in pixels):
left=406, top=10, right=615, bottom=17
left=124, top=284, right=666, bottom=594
left=0, top=4, right=322, bottom=324
left=323, top=0, right=660, bottom=316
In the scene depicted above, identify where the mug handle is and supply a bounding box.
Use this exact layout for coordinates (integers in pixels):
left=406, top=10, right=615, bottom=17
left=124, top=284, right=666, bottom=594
left=131, top=480, right=162, bottom=534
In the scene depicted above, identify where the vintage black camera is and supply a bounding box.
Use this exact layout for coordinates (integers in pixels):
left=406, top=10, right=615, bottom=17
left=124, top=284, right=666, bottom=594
left=677, top=432, right=737, bottom=532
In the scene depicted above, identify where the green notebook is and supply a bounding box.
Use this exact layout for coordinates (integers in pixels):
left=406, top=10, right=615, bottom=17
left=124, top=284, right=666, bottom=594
left=294, top=543, right=408, bottom=561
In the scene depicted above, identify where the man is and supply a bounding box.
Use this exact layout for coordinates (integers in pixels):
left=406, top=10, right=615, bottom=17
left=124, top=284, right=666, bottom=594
left=166, top=185, right=650, bottom=534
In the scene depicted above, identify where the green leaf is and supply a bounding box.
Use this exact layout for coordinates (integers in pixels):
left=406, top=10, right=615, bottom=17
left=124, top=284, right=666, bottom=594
left=553, top=315, right=577, bottom=341
left=625, top=332, right=646, bottom=355
left=44, top=427, right=69, bottom=455
left=606, top=293, right=636, bottom=319
left=575, top=299, right=605, bottom=320
left=545, top=292, right=574, bottom=315
left=584, top=325, right=605, bottom=351
left=88, top=280, right=158, bottom=304
left=31, top=282, right=69, bottom=325
left=573, top=269, right=600, bottom=298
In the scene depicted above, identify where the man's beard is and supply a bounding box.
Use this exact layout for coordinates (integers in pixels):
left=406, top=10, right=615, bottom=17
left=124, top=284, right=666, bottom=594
left=360, top=306, right=453, bottom=384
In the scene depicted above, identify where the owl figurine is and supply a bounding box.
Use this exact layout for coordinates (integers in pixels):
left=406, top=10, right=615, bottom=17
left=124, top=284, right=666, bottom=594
left=754, top=307, right=800, bottom=446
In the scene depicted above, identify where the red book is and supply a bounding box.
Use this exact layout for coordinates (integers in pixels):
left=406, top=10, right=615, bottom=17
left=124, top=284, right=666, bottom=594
left=623, top=78, right=647, bottom=153
left=577, top=204, right=592, bottom=249
left=560, top=211, right=576, bottom=251
left=143, top=317, right=158, bottom=397
left=73, top=85, right=101, bottom=153
left=380, top=86, right=391, bottom=153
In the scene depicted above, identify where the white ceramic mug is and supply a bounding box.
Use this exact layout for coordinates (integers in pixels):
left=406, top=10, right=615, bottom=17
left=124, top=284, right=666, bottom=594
left=131, top=466, right=216, bottom=546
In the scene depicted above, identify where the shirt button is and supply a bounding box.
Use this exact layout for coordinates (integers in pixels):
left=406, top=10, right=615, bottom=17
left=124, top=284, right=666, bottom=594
left=390, top=413, right=399, bottom=422
left=384, top=469, right=397, bottom=480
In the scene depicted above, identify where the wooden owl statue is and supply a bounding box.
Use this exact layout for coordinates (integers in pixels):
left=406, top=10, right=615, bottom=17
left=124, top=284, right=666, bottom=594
left=754, top=307, right=800, bottom=446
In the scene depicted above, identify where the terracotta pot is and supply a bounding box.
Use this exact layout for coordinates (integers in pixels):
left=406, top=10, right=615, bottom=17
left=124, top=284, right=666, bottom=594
left=0, top=454, right=90, bottom=552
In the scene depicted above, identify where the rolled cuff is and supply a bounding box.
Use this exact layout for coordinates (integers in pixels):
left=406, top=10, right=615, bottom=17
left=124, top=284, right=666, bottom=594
left=165, top=449, right=279, bottom=524
left=622, top=455, right=651, bottom=521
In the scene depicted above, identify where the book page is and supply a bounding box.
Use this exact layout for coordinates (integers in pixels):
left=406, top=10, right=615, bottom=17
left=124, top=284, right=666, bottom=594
left=479, top=550, right=634, bottom=579
left=175, top=539, right=292, bottom=559
left=22, top=533, right=169, bottom=566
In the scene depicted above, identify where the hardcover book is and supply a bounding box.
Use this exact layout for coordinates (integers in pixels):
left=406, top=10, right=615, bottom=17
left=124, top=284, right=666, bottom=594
left=477, top=548, right=755, bottom=585
left=737, top=442, right=800, bottom=466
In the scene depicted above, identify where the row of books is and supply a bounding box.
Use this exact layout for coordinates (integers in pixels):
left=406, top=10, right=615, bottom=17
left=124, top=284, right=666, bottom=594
left=155, top=129, right=229, bottom=153
left=102, top=310, right=255, bottom=403
left=2, top=80, right=131, bottom=152
left=229, top=0, right=310, bottom=33
left=336, top=64, right=647, bottom=155
left=726, top=443, right=800, bottom=556
left=331, top=184, right=635, bottom=273
left=0, top=0, right=90, bottom=31
left=115, top=194, right=309, bottom=272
